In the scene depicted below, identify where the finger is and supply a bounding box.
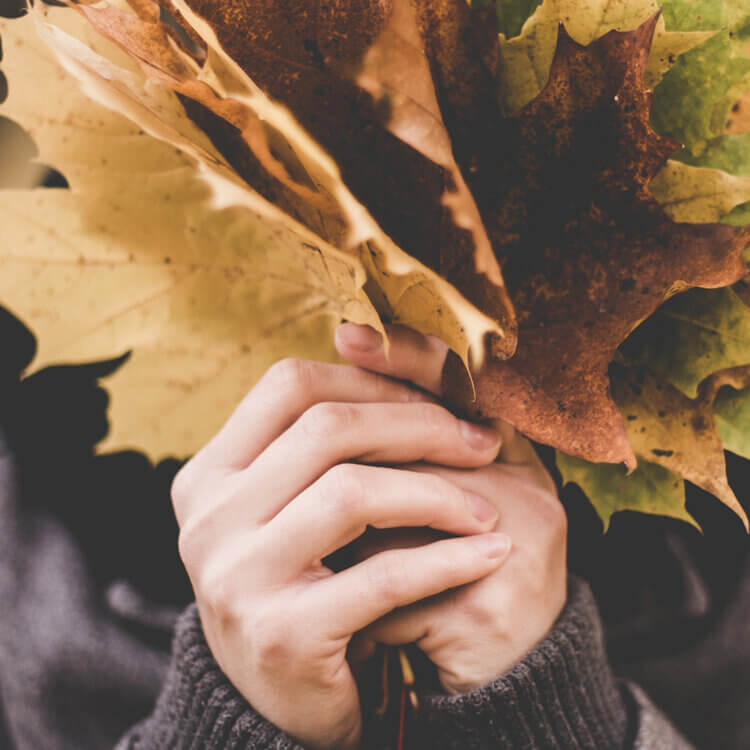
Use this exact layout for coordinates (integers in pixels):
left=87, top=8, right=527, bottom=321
left=335, top=323, right=448, bottom=396
left=360, top=600, right=434, bottom=649
left=404, top=461, right=559, bottom=521
left=307, top=533, right=511, bottom=638
left=242, top=401, right=502, bottom=521
left=258, top=464, right=499, bottom=576
left=335, top=324, right=535, bottom=464
left=195, top=359, right=434, bottom=471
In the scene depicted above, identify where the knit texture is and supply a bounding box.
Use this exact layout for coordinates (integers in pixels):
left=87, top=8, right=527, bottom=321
left=117, top=606, right=304, bottom=750
left=116, top=577, right=693, bottom=749
left=415, top=577, right=630, bottom=749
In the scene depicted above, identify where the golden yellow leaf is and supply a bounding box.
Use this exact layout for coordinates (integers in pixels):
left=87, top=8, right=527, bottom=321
left=612, top=364, right=749, bottom=529
left=0, top=6, right=502, bottom=458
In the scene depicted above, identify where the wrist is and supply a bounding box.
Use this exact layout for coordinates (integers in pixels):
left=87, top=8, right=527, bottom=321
left=415, top=577, right=629, bottom=749
left=437, top=592, right=567, bottom=695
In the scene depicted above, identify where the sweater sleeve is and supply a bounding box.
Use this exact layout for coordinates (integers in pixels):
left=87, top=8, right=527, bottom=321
left=413, top=576, right=694, bottom=749
left=117, top=577, right=693, bottom=750
left=115, top=604, right=306, bottom=750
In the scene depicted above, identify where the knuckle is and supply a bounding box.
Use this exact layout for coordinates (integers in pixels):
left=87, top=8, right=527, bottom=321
left=197, top=564, right=241, bottom=625
left=427, top=474, right=460, bottom=513
left=265, top=357, right=315, bottom=394
left=298, top=401, right=360, bottom=441
left=176, top=520, right=202, bottom=571
left=249, top=604, right=294, bottom=668
left=324, top=464, right=365, bottom=516
left=460, top=589, right=497, bottom=629
left=415, top=403, right=453, bottom=437
left=170, top=462, right=198, bottom=523
left=368, top=554, right=406, bottom=607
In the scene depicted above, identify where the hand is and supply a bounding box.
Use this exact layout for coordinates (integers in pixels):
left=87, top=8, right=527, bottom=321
left=336, top=323, right=567, bottom=694
left=171, top=353, right=512, bottom=748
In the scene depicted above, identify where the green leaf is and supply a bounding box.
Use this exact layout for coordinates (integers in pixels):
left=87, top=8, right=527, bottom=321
left=677, top=132, right=750, bottom=175
left=674, top=132, right=750, bottom=225
left=651, top=1, right=750, bottom=155
left=621, top=287, right=750, bottom=398
left=650, top=159, right=750, bottom=222
left=556, top=452, right=695, bottom=531
left=714, top=384, right=750, bottom=458
left=658, top=0, right=726, bottom=31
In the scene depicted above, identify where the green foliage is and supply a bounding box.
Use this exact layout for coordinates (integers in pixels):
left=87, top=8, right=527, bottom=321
left=621, top=287, right=750, bottom=398
left=651, top=2, right=750, bottom=154
left=556, top=453, right=694, bottom=531
left=677, top=133, right=750, bottom=225
left=714, top=385, right=750, bottom=459
left=651, top=34, right=750, bottom=155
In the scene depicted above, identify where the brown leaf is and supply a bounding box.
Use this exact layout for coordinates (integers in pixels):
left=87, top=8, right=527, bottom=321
left=612, top=363, right=749, bottom=529
left=444, top=16, right=750, bottom=467
left=338, top=0, right=516, bottom=347
left=173, top=0, right=516, bottom=352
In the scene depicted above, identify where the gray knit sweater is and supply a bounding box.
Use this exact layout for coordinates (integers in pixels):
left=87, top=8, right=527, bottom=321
left=0, top=424, right=693, bottom=750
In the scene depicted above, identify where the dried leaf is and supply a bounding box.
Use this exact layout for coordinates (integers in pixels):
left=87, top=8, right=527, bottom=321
left=337, top=0, right=516, bottom=349
left=611, top=363, right=748, bottom=528
left=0, top=6, right=501, bottom=457
left=165, top=0, right=516, bottom=358
left=443, top=17, right=750, bottom=466
left=495, top=0, right=713, bottom=116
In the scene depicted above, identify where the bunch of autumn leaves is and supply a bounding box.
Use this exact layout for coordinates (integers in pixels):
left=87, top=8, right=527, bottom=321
left=2, top=0, right=750, bottom=528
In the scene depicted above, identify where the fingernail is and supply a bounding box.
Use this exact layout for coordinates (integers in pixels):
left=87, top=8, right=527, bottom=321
left=467, top=493, right=498, bottom=523
left=474, top=533, right=512, bottom=559
left=336, top=323, right=382, bottom=352
left=460, top=421, right=500, bottom=451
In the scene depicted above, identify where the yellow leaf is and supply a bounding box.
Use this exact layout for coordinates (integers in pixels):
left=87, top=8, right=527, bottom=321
left=612, top=364, right=748, bottom=530
left=650, top=159, right=750, bottom=222
left=0, top=6, right=501, bottom=458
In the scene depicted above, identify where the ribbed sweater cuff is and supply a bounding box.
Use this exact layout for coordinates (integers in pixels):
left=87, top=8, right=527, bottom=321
left=416, top=576, right=630, bottom=749
left=125, top=603, right=305, bottom=750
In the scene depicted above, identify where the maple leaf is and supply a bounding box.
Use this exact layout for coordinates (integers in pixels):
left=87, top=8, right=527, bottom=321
left=649, top=160, right=750, bottom=224
left=3, top=0, right=750, bottom=531
left=677, top=130, right=750, bottom=227
left=714, top=379, right=750, bottom=460
left=650, top=0, right=750, bottom=154
left=557, top=452, right=692, bottom=531
left=610, top=363, right=748, bottom=528
left=493, top=0, right=714, bottom=116
left=443, top=16, right=750, bottom=467
left=155, top=0, right=517, bottom=353
left=621, top=287, right=750, bottom=398
left=0, top=5, right=503, bottom=457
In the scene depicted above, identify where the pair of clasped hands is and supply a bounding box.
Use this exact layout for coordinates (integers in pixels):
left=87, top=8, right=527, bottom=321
left=172, top=323, right=568, bottom=749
